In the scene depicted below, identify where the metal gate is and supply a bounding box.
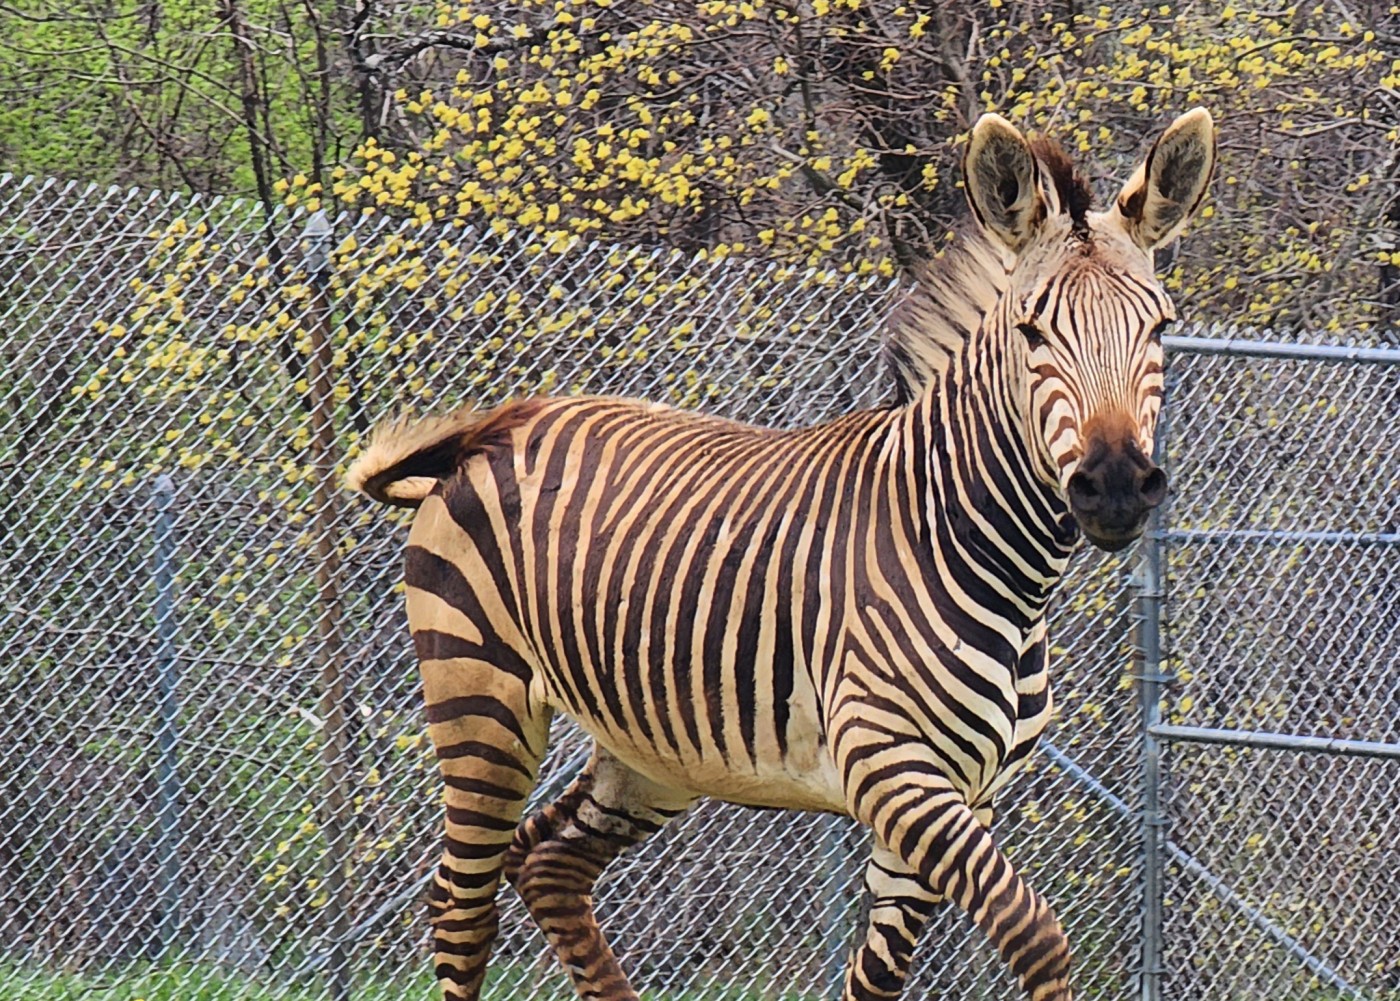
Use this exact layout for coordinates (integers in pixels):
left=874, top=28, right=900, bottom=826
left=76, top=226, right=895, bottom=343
left=1139, top=337, right=1400, bottom=1001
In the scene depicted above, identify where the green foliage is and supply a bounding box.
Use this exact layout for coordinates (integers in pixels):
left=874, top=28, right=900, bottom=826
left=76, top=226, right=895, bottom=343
left=299, top=0, right=1400, bottom=335
left=0, top=0, right=357, bottom=193
left=6, top=1, right=1398, bottom=335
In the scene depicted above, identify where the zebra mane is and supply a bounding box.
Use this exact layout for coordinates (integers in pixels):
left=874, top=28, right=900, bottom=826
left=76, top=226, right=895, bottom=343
left=885, top=137, right=1095, bottom=404
left=884, top=226, right=1008, bottom=404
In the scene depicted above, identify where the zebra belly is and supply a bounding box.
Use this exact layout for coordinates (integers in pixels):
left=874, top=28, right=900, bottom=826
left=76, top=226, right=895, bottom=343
left=538, top=672, right=850, bottom=814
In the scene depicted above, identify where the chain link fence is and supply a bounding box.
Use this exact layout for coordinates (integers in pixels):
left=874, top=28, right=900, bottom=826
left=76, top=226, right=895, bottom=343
left=1, top=175, right=1396, bottom=1001
left=1149, top=341, right=1400, bottom=1001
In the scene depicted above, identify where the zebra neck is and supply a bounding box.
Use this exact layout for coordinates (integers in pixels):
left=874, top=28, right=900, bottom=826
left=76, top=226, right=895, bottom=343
left=908, top=354, right=1078, bottom=621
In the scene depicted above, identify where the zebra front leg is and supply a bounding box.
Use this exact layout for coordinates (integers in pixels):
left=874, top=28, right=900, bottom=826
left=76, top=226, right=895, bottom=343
left=844, top=843, right=945, bottom=1000
left=843, top=752, right=1070, bottom=1000
left=504, top=746, right=694, bottom=1000
left=842, top=805, right=996, bottom=1000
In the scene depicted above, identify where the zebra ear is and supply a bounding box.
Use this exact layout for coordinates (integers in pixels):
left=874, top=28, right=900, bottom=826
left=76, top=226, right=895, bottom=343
left=1114, top=107, right=1217, bottom=251
left=963, top=113, right=1054, bottom=256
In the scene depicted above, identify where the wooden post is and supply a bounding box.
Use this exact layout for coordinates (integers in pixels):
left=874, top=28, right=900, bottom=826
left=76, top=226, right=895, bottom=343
left=304, top=210, right=352, bottom=1001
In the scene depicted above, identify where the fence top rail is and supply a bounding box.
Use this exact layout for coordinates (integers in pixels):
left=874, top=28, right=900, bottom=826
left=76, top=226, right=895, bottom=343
left=1163, top=333, right=1400, bottom=366
left=1148, top=724, right=1400, bottom=761
left=1153, top=527, right=1400, bottom=547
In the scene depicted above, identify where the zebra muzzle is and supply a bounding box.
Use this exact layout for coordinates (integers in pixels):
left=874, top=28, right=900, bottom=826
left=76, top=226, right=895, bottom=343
left=1066, top=437, right=1167, bottom=551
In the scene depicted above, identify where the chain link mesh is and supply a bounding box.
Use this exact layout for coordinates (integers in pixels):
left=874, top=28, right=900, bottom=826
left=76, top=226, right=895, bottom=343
left=1157, top=351, right=1400, bottom=1001
left=2, top=176, right=1395, bottom=1001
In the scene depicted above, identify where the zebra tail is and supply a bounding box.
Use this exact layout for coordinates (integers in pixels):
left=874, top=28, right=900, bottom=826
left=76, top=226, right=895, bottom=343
left=346, top=401, right=540, bottom=508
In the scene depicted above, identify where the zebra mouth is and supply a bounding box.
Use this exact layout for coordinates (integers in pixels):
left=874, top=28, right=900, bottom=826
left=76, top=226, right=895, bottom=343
left=1065, top=439, right=1166, bottom=554
left=1079, top=524, right=1146, bottom=553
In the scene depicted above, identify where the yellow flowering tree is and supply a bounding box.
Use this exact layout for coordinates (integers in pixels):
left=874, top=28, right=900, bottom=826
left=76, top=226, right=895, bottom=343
left=312, top=0, right=1400, bottom=338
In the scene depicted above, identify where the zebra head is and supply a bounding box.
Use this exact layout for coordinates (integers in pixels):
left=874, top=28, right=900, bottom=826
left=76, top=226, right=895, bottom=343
left=962, top=108, right=1216, bottom=551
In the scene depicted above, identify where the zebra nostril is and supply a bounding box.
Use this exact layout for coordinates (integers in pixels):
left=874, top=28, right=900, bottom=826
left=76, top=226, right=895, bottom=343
left=1140, top=467, right=1168, bottom=508
left=1067, top=471, right=1100, bottom=510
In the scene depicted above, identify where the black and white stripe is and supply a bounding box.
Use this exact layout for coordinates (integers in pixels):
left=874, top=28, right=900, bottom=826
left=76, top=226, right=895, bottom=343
left=347, top=108, right=1216, bottom=1001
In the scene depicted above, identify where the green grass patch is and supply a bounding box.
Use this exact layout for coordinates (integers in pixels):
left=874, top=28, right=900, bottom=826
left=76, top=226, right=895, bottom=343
left=0, top=962, right=814, bottom=1001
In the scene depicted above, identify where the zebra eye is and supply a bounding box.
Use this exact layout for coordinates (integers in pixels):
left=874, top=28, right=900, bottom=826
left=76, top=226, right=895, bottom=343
left=1016, top=323, right=1048, bottom=349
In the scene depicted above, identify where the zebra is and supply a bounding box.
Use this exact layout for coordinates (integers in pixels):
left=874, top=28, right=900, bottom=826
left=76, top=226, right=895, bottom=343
left=346, top=108, right=1216, bottom=1001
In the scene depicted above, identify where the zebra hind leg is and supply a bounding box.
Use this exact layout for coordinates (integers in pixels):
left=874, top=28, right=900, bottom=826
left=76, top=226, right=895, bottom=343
left=420, top=649, right=552, bottom=1001
left=504, top=746, right=695, bottom=1001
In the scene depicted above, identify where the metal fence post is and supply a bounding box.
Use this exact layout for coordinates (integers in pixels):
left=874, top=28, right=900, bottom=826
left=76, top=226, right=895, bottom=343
left=153, top=473, right=182, bottom=957
left=1137, top=526, right=1165, bottom=1001
left=1136, top=368, right=1174, bottom=1001
left=305, top=211, right=353, bottom=1001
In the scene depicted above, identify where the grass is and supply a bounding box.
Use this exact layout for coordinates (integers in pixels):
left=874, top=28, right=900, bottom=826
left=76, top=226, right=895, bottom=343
left=2, top=964, right=405, bottom=1001
left=0, top=962, right=813, bottom=1001
left=6, top=959, right=1379, bottom=1001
